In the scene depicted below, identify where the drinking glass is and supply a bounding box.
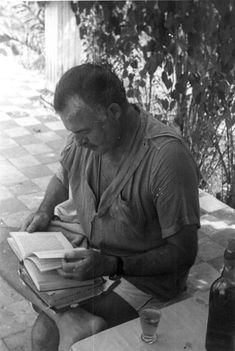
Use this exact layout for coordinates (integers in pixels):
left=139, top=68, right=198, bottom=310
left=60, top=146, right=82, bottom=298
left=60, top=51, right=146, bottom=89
left=138, top=306, right=161, bottom=344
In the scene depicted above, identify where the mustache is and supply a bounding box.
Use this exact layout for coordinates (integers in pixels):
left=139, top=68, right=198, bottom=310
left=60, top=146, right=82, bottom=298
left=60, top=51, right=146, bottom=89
left=76, top=139, right=97, bottom=150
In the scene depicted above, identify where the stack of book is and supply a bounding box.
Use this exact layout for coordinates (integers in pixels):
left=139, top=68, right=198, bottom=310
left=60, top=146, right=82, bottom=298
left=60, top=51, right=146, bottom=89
left=8, top=231, right=105, bottom=312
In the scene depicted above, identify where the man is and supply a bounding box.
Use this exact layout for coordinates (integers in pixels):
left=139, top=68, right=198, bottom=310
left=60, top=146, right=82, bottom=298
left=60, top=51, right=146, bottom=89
left=21, top=63, right=199, bottom=351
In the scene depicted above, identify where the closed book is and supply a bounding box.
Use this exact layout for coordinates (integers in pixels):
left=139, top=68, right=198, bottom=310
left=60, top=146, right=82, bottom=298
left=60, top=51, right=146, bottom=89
left=19, top=265, right=105, bottom=311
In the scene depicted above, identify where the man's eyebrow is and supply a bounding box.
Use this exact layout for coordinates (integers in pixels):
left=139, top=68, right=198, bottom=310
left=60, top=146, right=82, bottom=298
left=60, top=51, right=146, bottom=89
left=73, top=127, right=91, bottom=134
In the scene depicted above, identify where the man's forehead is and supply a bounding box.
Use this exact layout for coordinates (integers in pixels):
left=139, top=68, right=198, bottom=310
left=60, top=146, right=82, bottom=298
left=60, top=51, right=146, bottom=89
left=61, top=95, right=107, bottom=125
left=63, top=95, right=92, bottom=121
left=67, top=95, right=89, bottom=111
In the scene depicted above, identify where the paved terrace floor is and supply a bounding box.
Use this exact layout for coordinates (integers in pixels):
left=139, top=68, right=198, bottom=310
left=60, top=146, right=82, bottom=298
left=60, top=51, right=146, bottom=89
left=0, top=56, right=235, bottom=351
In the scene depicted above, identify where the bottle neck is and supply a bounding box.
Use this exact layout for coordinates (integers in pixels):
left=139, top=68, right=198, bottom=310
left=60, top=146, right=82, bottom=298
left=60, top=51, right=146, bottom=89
left=222, top=259, right=235, bottom=283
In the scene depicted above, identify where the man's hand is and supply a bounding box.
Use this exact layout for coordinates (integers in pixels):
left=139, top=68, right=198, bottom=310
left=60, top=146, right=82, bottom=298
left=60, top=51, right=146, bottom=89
left=20, top=175, right=69, bottom=233
left=57, top=249, right=117, bottom=280
left=21, top=211, right=51, bottom=233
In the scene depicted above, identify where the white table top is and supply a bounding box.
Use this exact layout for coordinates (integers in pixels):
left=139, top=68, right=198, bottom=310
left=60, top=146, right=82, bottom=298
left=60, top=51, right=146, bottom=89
left=71, top=291, right=209, bottom=351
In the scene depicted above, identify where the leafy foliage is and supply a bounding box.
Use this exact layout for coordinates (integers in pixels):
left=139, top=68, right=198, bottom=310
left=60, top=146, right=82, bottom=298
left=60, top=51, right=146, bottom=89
left=71, top=0, right=235, bottom=205
left=0, top=1, right=45, bottom=69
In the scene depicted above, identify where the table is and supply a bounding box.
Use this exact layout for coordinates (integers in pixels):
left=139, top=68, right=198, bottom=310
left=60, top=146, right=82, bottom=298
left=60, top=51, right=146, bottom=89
left=71, top=291, right=209, bottom=351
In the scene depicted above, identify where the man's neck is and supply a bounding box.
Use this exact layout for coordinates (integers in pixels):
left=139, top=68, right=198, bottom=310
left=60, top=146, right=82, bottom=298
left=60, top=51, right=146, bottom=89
left=103, top=104, right=140, bottom=164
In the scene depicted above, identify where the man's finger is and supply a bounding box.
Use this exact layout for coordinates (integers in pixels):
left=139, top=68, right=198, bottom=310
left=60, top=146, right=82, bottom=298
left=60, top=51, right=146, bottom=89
left=64, top=248, right=88, bottom=260
left=21, top=222, right=28, bottom=231
left=26, top=221, right=38, bottom=233
left=61, top=257, right=86, bottom=272
left=57, top=268, right=74, bottom=279
left=21, top=216, right=33, bottom=231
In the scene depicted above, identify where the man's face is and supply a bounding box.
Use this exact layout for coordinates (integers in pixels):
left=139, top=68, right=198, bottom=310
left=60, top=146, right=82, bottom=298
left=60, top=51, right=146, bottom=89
left=59, top=95, right=120, bottom=155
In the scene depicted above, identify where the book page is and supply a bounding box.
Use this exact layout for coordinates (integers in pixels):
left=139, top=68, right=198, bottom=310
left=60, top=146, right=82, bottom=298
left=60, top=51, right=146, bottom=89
left=10, top=232, right=73, bottom=258
left=7, top=238, right=22, bottom=260
left=26, top=256, right=62, bottom=272
left=34, top=247, right=86, bottom=259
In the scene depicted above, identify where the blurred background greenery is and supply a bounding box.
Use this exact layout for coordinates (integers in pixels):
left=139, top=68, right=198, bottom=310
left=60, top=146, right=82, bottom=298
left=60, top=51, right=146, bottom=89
left=1, top=0, right=235, bottom=207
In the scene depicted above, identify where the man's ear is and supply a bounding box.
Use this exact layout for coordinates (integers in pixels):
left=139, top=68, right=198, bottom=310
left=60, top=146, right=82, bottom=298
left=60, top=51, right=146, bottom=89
left=107, top=103, right=122, bottom=122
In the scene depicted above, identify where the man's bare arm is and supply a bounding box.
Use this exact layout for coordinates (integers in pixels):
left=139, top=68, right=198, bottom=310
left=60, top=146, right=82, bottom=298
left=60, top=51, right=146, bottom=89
left=58, top=225, right=198, bottom=280
left=38, top=175, right=69, bottom=217
left=121, top=224, right=198, bottom=276
left=22, top=175, right=69, bottom=232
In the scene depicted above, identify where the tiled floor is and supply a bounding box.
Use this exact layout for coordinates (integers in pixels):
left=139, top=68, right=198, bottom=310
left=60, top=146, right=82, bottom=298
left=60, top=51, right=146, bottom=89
left=0, top=56, right=67, bottom=350
left=0, top=55, right=235, bottom=350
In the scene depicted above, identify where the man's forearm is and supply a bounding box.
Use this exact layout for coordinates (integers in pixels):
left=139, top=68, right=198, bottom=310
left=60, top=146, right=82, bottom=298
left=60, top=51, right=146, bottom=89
left=38, top=175, right=69, bottom=217
left=122, top=244, right=181, bottom=276
left=121, top=226, right=198, bottom=277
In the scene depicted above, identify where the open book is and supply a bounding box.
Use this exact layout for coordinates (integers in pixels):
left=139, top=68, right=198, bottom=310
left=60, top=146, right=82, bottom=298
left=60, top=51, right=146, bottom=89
left=7, top=231, right=98, bottom=292
left=8, top=231, right=75, bottom=272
